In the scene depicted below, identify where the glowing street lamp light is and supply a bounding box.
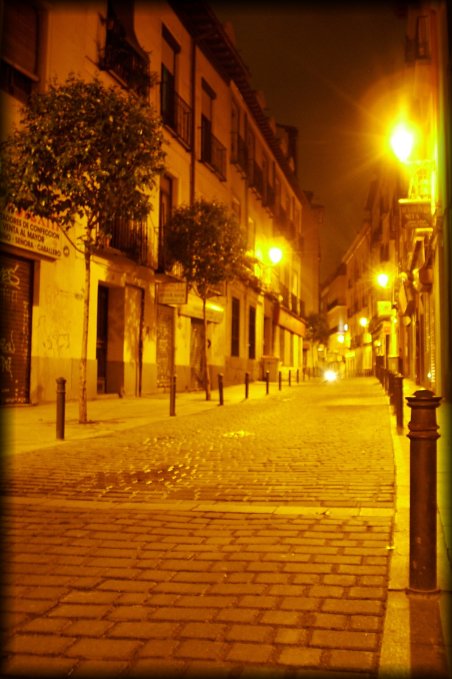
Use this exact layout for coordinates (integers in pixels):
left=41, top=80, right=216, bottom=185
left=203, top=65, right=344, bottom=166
left=376, top=272, right=390, bottom=289
left=359, top=316, right=369, bottom=328
left=390, top=123, right=415, bottom=163
left=268, top=246, right=283, bottom=265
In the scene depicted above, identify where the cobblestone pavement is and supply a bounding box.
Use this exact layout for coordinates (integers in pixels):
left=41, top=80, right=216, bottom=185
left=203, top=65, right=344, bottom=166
left=1, top=379, right=403, bottom=677
left=2, top=380, right=394, bottom=508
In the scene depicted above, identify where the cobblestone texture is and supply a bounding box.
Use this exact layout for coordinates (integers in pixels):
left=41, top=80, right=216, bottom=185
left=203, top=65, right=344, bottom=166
left=2, top=379, right=396, bottom=677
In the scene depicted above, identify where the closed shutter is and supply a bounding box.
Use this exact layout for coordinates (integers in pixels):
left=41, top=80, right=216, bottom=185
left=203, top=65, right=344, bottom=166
left=0, top=253, right=33, bottom=404
left=1, top=0, right=39, bottom=76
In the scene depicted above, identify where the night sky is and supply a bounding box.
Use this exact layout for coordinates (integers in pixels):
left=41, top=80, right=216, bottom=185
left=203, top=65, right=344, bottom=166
left=210, top=1, right=407, bottom=281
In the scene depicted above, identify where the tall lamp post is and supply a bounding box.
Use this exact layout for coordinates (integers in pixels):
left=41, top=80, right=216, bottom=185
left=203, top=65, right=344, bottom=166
left=374, top=270, right=399, bottom=373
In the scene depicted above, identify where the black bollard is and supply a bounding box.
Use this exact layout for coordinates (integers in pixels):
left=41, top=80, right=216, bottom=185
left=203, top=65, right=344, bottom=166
left=218, top=373, right=224, bottom=406
left=393, top=373, right=404, bottom=432
left=278, top=371, right=282, bottom=391
left=56, top=377, right=66, bottom=440
left=288, top=370, right=291, bottom=387
left=406, top=389, right=442, bottom=593
left=169, top=375, right=176, bottom=416
left=388, top=371, right=395, bottom=406
left=265, top=370, right=270, bottom=395
left=245, top=372, right=249, bottom=399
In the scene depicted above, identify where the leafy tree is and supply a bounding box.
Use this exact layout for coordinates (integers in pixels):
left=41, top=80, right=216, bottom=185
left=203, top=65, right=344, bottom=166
left=305, top=312, right=330, bottom=374
left=164, top=198, right=249, bottom=400
left=305, top=312, right=330, bottom=345
left=0, top=74, right=165, bottom=422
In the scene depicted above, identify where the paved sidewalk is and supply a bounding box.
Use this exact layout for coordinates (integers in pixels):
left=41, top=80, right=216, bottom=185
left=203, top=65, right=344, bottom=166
left=1, top=377, right=451, bottom=678
left=3, top=380, right=273, bottom=456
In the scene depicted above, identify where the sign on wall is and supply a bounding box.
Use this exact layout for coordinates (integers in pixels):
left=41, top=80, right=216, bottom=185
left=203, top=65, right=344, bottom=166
left=399, top=200, right=432, bottom=232
left=157, top=281, right=188, bottom=305
left=0, top=208, right=63, bottom=259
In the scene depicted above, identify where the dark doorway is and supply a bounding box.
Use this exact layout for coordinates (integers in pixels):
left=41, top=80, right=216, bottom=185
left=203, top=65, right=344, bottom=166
left=96, top=285, right=109, bottom=394
left=0, top=252, right=33, bottom=404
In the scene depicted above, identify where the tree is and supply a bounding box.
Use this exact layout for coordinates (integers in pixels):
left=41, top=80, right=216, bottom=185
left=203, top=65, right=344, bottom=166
left=0, top=74, right=165, bottom=422
left=305, top=312, right=330, bottom=375
left=164, top=198, right=249, bottom=400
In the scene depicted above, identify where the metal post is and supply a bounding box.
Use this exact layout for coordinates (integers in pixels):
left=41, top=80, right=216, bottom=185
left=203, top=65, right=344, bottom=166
left=245, top=372, right=249, bottom=399
left=297, top=368, right=299, bottom=384
left=265, top=370, right=270, bottom=395
left=288, top=370, right=291, bottom=387
left=278, top=371, right=282, bottom=390
left=388, top=371, right=394, bottom=405
left=406, top=389, right=441, bottom=593
left=169, top=375, right=176, bottom=416
left=393, top=373, right=404, bottom=432
left=56, top=377, right=66, bottom=440
left=218, top=373, right=224, bottom=406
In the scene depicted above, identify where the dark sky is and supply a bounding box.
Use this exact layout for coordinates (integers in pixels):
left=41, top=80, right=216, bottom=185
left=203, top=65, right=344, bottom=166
left=209, top=1, right=407, bottom=281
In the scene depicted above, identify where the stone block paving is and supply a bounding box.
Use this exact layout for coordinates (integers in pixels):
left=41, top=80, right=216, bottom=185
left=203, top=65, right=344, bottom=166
left=1, top=380, right=397, bottom=677
left=1, top=380, right=395, bottom=508
left=2, top=503, right=392, bottom=677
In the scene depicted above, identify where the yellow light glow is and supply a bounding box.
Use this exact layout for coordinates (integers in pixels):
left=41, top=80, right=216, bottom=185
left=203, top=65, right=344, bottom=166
left=268, top=246, right=283, bottom=265
left=359, top=317, right=369, bottom=328
left=376, top=272, right=390, bottom=288
left=390, top=123, right=414, bottom=162
left=337, top=334, right=345, bottom=344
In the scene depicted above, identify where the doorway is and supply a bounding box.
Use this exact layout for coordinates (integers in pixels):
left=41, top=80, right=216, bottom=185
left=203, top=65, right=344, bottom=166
left=96, top=285, right=109, bottom=393
left=0, top=253, right=33, bottom=404
left=190, top=318, right=204, bottom=390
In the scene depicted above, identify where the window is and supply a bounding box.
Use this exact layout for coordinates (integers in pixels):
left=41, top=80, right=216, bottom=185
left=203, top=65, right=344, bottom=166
left=279, top=327, right=285, bottom=365
left=161, top=27, right=178, bottom=129
left=200, top=79, right=226, bottom=179
left=100, top=0, right=150, bottom=98
left=231, top=297, right=240, bottom=357
left=248, top=306, right=256, bottom=360
left=231, top=100, right=240, bottom=163
left=245, top=119, right=255, bottom=184
left=201, top=80, right=214, bottom=165
left=0, top=0, right=41, bottom=103
left=158, top=174, right=173, bottom=272
left=160, top=26, right=191, bottom=148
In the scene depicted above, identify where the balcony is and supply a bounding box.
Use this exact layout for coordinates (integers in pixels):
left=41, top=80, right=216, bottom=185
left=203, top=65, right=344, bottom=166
left=201, top=120, right=227, bottom=181
left=106, top=217, right=150, bottom=266
left=231, top=134, right=248, bottom=178
left=99, top=21, right=150, bottom=98
left=263, top=185, right=275, bottom=212
left=250, top=161, right=264, bottom=197
left=161, top=89, right=192, bottom=149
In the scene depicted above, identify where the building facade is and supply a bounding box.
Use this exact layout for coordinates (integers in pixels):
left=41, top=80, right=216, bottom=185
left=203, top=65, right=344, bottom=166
left=0, top=0, right=319, bottom=405
left=320, top=0, right=450, bottom=400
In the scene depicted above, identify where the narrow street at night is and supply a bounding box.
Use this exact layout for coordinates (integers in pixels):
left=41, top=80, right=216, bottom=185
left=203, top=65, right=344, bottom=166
left=1, top=378, right=450, bottom=677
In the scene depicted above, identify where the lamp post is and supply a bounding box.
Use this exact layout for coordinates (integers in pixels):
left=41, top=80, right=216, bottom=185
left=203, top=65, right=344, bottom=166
left=374, top=270, right=399, bottom=373
left=390, top=117, right=437, bottom=390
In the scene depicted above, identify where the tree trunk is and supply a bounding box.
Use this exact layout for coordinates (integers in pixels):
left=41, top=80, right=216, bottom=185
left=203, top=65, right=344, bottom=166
left=202, top=296, right=211, bottom=401
left=79, top=241, right=91, bottom=423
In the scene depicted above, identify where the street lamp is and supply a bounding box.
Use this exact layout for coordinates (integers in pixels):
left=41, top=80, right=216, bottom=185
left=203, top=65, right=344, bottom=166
left=268, top=246, right=283, bottom=265
left=390, top=123, right=415, bottom=163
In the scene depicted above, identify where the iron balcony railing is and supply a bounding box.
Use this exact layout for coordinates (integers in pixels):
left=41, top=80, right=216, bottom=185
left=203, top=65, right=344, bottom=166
left=201, top=119, right=227, bottom=180
left=107, top=217, right=150, bottom=266
left=100, top=25, right=150, bottom=99
left=161, top=89, right=192, bottom=149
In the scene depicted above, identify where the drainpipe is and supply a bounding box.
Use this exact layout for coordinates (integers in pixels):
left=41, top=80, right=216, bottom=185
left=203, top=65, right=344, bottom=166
left=190, top=36, right=196, bottom=206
